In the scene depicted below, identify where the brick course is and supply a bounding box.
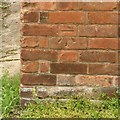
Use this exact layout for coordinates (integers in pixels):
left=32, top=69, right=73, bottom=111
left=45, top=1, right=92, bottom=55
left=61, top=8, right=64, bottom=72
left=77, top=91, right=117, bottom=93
left=20, top=2, right=119, bottom=106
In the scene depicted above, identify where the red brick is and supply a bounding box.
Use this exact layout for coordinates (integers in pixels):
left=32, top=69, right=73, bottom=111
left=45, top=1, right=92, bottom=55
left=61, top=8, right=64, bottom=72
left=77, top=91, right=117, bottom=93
left=48, top=11, right=85, bottom=23
left=21, top=2, right=56, bottom=11
left=79, top=25, right=96, bottom=37
left=21, top=61, right=39, bottom=73
left=79, top=2, right=117, bottom=11
left=21, top=11, right=39, bottom=23
left=37, top=37, right=49, bottom=49
left=79, top=25, right=117, bottom=37
left=49, top=37, right=87, bottom=50
left=88, top=12, right=118, bottom=24
left=118, top=51, right=120, bottom=63
left=75, top=75, right=115, bottom=87
left=119, top=65, right=120, bottom=76
left=22, top=24, right=58, bottom=36
left=21, top=49, right=58, bottom=61
left=58, top=50, right=78, bottom=62
left=79, top=50, right=117, bottom=63
left=50, top=63, right=87, bottom=74
left=37, top=2, right=56, bottom=10
left=21, top=74, right=56, bottom=85
left=59, top=25, right=78, bottom=37
left=39, top=62, right=50, bottom=73
left=89, top=64, right=118, bottom=75
left=57, top=2, right=79, bottom=10
left=88, top=38, right=118, bottom=50
left=119, top=39, right=120, bottom=50
left=96, top=25, right=117, bottom=37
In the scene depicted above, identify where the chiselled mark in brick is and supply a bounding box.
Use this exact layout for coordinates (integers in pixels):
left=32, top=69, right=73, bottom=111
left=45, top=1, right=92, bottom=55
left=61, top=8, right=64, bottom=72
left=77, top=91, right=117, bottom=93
left=49, top=37, right=87, bottom=50
left=61, top=29, right=74, bottom=32
left=65, top=41, right=68, bottom=48
left=61, top=25, right=75, bottom=32
left=71, top=38, right=76, bottom=43
left=59, top=25, right=78, bottom=36
left=58, top=38, right=62, bottom=43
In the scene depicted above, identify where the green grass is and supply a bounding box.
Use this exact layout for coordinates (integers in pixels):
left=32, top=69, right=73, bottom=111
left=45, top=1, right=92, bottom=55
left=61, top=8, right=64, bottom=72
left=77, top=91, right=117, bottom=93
left=1, top=71, right=20, bottom=118
left=1, top=72, right=119, bottom=118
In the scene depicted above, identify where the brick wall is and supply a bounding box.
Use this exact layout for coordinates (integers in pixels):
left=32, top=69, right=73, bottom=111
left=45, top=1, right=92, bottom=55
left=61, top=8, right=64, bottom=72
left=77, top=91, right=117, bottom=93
left=20, top=2, right=119, bottom=106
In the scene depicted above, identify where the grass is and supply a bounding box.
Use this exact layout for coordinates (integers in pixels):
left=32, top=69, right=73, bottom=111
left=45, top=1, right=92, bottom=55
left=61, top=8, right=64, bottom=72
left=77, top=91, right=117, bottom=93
left=19, top=97, right=119, bottom=118
left=1, top=72, right=119, bottom=118
left=1, top=71, right=20, bottom=118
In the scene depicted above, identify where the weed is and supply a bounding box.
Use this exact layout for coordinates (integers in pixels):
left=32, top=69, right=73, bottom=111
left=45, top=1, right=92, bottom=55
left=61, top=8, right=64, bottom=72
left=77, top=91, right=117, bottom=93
left=0, top=2, right=10, bottom=10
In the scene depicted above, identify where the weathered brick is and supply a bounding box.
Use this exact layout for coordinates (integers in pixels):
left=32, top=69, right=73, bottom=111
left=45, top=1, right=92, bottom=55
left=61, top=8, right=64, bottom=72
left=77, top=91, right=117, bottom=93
left=112, top=76, right=119, bottom=87
left=58, top=50, right=78, bottom=62
left=39, top=62, right=50, bottom=73
left=20, top=98, right=34, bottom=107
left=88, top=38, right=118, bottom=50
left=20, top=87, right=33, bottom=98
left=57, top=2, right=79, bottom=10
left=21, top=61, right=39, bottom=73
left=79, top=25, right=117, bottom=37
left=118, top=51, right=120, bottom=63
left=79, top=2, right=117, bottom=11
left=36, top=87, right=48, bottom=98
left=21, top=37, right=39, bottom=48
left=57, top=75, right=76, bottom=86
left=47, top=11, right=85, bottom=23
left=40, top=12, right=49, bottom=23
left=75, top=75, right=115, bottom=87
left=21, top=36, right=49, bottom=48
left=21, top=49, right=58, bottom=61
left=21, top=2, right=56, bottom=11
left=50, top=63, right=87, bottom=74
left=22, top=24, right=58, bottom=36
left=119, top=65, right=120, bottom=76
left=100, top=87, right=117, bottom=98
left=21, top=11, right=39, bottom=23
left=48, top=86, right=100, bottom=99
left=59, top=25, right=78, bottom=37
left=88, top=12, right=118, bottom=24
left=79, top=50, right=117, bottom=63
left=89, top=64, right=118, bottom=75
left=49, top=37, right=87, bottom=50
left=21, top=74, right=56, bottom=85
